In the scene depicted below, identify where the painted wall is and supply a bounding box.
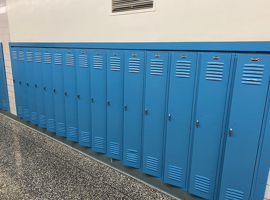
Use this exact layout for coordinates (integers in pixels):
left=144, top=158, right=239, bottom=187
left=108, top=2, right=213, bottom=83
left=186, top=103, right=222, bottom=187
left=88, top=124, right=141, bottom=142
left=6, top=0, right=270, bottom=42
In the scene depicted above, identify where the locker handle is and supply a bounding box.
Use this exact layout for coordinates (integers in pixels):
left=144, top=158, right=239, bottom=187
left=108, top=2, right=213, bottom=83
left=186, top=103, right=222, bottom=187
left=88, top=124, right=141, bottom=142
left=107, top=101, right=110, bottom=106
left=196, top=120, right=199, bottom=128
left=53, top=89, right=56, bottom=93
left=13, top=79, right=15, bottom=83
left=77, top=94, right=80, bottom=99
left=91, top=97, right=93, bottom=102
left=145, top=109, right=147, bottom=116
left=124, top=105, right=127, bottom=111
left=43, top=87, right=46, bottom=91
left=229, top=128, right=232, bottom=137
left=64, top=92, right=67, bottom=96
left=35, top=84, right=37, bottom=88
left=168, top=114, right=171, bottom=121
left=26, top=83, right=29, bottom=86
left=19, top=81, right=21, bottom=85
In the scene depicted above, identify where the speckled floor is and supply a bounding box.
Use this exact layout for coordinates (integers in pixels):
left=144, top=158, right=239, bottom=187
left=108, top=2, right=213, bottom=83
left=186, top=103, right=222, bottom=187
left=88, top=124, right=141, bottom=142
left=0, top=113, right=175, bottom=200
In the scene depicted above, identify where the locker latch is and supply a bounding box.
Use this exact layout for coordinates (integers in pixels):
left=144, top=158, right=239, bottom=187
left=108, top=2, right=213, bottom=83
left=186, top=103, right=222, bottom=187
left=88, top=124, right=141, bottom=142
left=13, top=79, right=15, bottom=83
left=145, top=109, right=147, bottom=116
left=43, top=87, right=46, bottom=91
left=229, top=129, right=232, bottom=137
left=77, top=94, right=80, bottom=99
left=64, top=92, right=67, bottom=96
left=35, top=84, right=37, bottom=88
left=168, top=114, right=171, bottom=121
left=53, top=89, right=56, bottom=93
left=26, top=83, right=29, bottom=86
left=19, top=81, right=21, bottom=85
left=107, top=101, right=110, bottom=106
left=196, top=120, right=199, bottom=128
left=91, top=97, right=93, bottom=102
left=124, top=105, right=127, bottom=111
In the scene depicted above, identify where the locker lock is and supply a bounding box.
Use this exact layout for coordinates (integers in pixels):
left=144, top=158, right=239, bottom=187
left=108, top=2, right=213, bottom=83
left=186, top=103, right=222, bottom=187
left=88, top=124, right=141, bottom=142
left=107, top=101, right=110, bottom=106
left=53, top=89, right=56, bottom=93
left=77, top=94, right=80, bottom=99
left=26, top=83, right=29, bottom=86
left=124, top=105, right=127, bottom=111
left=35, top=84, right=37, bottom=88
left=196, top=120, right=199, bottom=128
left=229, top=128, right=233, bottom=137
left=13, top=79, right=15, bottom=83
left=168, top=114, right=171, bottom=121
left=43, top=87, right=46, bottom=91
left=91, top=97, right=93, bottom=102
left=19, top=81, right=21, bottom=85
left=145, top=109, right=147, bottom=116
left=64, top=92, right=67, bottom=96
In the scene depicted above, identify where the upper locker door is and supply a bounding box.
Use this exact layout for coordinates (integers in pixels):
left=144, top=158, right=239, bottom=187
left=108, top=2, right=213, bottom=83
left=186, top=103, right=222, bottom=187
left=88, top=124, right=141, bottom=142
left=34, top=49, right=46, bottom=128
left=63, top=50, right=78, bottom=142
left=164, top=52, right=198, bottom=188
left=143, top=52, right=169, bottom=178
left=0, top=44, right=9, bottom=111
left=90, top=50, right=107, bottom=154
left=11, top=48, right=22, bottom=117
left=188, top=53, right=232, bottom=200
left=77, top=49, right=91, bottom=147
left=52, top=49, right=66, bottom=137
left=42, top=49, right=56, bottom=132
left=107, top=50, right=124, bottom=160
left=18, top=48, right=29, bottom=121
left=219, top=55, right=270, bottom=200
left=25, top=48, right=38, bottom=124
left=123, top=51, right=145, bottom=169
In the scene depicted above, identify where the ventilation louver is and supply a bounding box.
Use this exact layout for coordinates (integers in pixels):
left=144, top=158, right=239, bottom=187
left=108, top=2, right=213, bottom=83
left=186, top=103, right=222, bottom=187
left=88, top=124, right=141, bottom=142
left=112, top=0, right=153, bottom=13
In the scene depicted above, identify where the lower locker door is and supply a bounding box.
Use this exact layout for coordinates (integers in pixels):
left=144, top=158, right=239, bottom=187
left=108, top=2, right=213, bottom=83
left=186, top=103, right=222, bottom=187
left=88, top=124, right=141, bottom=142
left=164, top=52, right=198, bottom=188
left=219, top=54, right=270, bottom=200
left=188, top=53, right=232, bottom=200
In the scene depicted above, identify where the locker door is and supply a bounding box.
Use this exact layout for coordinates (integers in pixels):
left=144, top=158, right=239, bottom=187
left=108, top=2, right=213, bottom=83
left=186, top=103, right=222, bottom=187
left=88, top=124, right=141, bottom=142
left=25, top=49, right=38, bottom=124
left=34, top=49, right=46, bottom=128
left=142, top=52, right=169, bottom=178
left=77, top=49, right=91, bottom=147
left=107, top=50, right=124, bottom=160
left=219, top=55, right=270, bottom=200
left=11, top=48, right=22, bottom=117
left=90, top=50, right=107, bottom=153
left=188, top=53, right=232, bottom=199
left=164, top=52, right=198, bottom=188
left=52, top=49, right=66, bottom=137
left=42, top=49, right=55, bottom=132
left=0, top=44, right=9, bottom=111
left=63, top=50, right=78, bottom=142
left=123, top=51, right=145, bottom=169
left=18, top=48, right=30, bottom=121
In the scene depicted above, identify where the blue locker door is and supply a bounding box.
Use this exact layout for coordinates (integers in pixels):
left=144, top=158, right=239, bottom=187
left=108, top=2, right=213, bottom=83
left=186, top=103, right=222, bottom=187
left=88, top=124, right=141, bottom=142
left=34, top=49, right=46, bottom=128
left=219, top=55, right=270, bottom=200
left=18, top=48, right=30, bottom=121
left=164, top=52, right=198, bottom=188
left=143, top=52, right=169, bottom=178
left=25, top=49, right=38, bottom=124
left=188, top=53, right=232, bottom=199
left=107, top=50, right=124, bottom=160
left=0, top=44, right=9, bottom=111
left=63, top=50, right=78, bottom=142
left=123, top=51, right=145, bottom=169
left=52, top=49, right=66, bottom=137
left=11, top=48, right=22, bottom=117
left=90, top=50, right=107, bottom=153
left=77, top=49, right=91, bottom=147
left=42, top=49, right=55, bottom=132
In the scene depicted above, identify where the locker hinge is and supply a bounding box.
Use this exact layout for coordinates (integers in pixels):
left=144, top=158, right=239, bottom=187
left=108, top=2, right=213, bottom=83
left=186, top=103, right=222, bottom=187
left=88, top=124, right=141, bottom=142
left=257, top=139, right=260, bottom=147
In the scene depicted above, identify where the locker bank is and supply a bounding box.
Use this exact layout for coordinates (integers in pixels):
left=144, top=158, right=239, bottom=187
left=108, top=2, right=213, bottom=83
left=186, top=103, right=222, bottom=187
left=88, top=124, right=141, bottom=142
left=1, top=0, right=270, bottom=199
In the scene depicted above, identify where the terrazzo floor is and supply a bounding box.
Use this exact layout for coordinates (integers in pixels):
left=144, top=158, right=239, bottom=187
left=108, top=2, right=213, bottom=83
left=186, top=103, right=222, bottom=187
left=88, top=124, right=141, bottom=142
left=0, top=113, right=176, bottom=200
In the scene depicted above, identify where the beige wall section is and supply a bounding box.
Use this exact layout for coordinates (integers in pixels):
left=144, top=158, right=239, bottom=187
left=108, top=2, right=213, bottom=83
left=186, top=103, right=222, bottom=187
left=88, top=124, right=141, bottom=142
left=6, top=0, right=270, bottom=42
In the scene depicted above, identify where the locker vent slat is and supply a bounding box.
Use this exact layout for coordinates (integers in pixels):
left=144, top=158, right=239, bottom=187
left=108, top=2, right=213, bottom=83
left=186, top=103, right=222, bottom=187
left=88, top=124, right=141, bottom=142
left=81, top=131, right=90, bottom=143
left=127, top=149, right=138, bottom=163
left=12, top=51, right=17, bottom=60
left=54, top=54, right=62, bottom=65
left=206, top=62, right=224, bottom=81
left=195, top=175, right=210, bottom=194
left=112, top=0, right=153, bottom=13
left=31, top=112, right=38, bottom=123
left=79, top=55, right=88, bottom=68
left=2, top=100, right=7, bottom=110
left=66, top=54, right=74, bottom=66
left=48, top=119, right=55, bottom=130
left=35, top=52, right=42, bottom=63
left=110, top=142, right=120, bottom=155
left=95, top=137, right=104, bottom=149
left=168, top=165, right=182, bottom=182
left=94, top=56, right=103, bottom=69
left=225, top=188, right=244, bottom=200
left=44, top=53, right=52, bottom=64
left=146, top=156, right=158, bottom=172
left=24, top=109, right=29, bottom=119
left=129, top=58, right=140, bottom=73
left=69, top=127, right=78, bottom=138
left=176, top=61, right=191, bottom=78
left=110, top=57, right=121, bottom=71
left=150, top=59, right=163, bottom=76
left=26, top=52, right=33, bottom=62
left=18, top=106, right=23, bottom=115
left=58, top=123, right=66, bottom=135
left=242, top=64, right=264, bottom=85
left=39, top=115, right=46, bottom=126
left=19, top=51, right=24, bottom=61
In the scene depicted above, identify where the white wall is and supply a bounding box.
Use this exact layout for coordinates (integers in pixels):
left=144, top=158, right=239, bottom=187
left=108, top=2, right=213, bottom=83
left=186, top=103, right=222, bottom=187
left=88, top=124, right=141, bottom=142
left=6, top=0, right=270, bottom=42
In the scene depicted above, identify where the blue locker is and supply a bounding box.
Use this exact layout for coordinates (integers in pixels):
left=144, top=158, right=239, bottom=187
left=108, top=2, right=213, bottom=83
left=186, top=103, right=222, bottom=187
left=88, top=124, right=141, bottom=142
left=90, top=50, right=107, bottom=153
left=34, top=49, right=46, bottom=128
left=11, top=48, right=22, bottom=117
left=164, top=52, right=198, bottom=188
left=142, top=52, right=169, bottom=178
left=106, top=50, right=124, bottom=160
left=63, top=49, right=78, bottom=142
left=42, top=49, right=55, bottom=132
left=52, top=49, right=66, bottom=137
left=188, top=53, right=232, bottom=199
left=0, top=44, right=9, bottom=111
left=219, top=54, right=270, bottom=200
left=123, top=51, right=145, bottom=169
left=25, top=49, right=38, bottom=124
left=18, top=48, right=30, bottom=121
left=77, top=49, right=91, bottom=147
